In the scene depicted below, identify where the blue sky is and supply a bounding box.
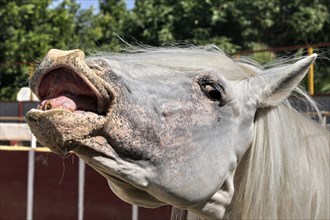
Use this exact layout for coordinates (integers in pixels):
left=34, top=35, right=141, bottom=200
left=51, top=0, right=135, bottom=10
left=78, top=0, right=135, bottom=10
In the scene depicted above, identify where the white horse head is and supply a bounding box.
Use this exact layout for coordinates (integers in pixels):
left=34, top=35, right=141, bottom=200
left=26, top=47, right=329, bottom=219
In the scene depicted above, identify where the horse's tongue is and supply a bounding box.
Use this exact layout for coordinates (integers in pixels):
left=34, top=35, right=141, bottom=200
left=38, top=96, right=77, bottom=112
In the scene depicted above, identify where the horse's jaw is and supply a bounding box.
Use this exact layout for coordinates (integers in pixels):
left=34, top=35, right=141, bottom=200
left=189, top=172, right=236, bottom=219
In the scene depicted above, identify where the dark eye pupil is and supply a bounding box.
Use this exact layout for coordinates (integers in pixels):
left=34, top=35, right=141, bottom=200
left=204, top=84, right=222, bottom=100
left=208, top=89, right=221, bottom=100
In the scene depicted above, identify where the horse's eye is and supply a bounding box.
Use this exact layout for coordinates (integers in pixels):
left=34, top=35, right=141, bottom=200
left=203, top=84, right=222, bottom=101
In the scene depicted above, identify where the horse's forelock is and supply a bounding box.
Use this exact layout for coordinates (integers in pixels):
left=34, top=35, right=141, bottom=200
left=91, top=46, right=251, bottom=81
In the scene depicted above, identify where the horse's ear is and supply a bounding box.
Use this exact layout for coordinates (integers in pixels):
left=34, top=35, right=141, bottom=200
left=250, top=54, right=317, bottom=108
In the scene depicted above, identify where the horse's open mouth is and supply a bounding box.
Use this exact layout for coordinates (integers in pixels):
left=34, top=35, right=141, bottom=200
left=37, top=67, right=107, bottom=115
left=25, top=64, right=111, bottom=155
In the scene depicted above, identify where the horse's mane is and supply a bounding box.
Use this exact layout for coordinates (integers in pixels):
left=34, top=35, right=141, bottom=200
left=229, top=101, right=329, bottom=219
left=173, top=101, right=329, bottom=220
left=229, top=54, right=329, bottom=219
left=93, top=46, right=329, bottom=219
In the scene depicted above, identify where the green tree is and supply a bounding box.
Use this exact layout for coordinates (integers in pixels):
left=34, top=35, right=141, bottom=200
left=1, top=0, right=51, bottom=100
left=0, top=0, right=96, bottom=100
left=1, top=0, right=329, bottom=99
left=129, top=0, right=239, bottom=51
left=92, top=0, right=130, bottom=51
left=127, top=0, right=329, bottom=93
left=129, top=0, right=328, bottom=49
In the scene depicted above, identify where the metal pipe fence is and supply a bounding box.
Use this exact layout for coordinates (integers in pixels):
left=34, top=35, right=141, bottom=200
left=0, top=120, right=171, bottom=220
left=0, top=103, right=329, bottom=219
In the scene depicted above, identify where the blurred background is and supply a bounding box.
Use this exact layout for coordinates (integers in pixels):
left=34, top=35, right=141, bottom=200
left=0, top=0, right=329, bottom=99
left=0, top=0, right=329, bottom=219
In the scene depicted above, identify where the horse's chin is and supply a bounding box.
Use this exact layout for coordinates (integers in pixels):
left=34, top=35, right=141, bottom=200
left=73, top=145, right=166, bottom=208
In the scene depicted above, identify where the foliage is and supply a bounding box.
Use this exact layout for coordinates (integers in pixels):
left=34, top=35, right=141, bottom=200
left=129, top=0, right=240, bottom=51
left=0, top=0, right=95, bottom=100
left=93, top=0, right=129, bottom=52
left=0, top=0, right=50, bottom=100
left=0, top=0, right=329, bottom=100
left=250, top=43, right=276, bottom=64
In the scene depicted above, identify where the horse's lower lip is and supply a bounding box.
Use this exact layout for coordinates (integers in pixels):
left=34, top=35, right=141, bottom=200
left=25, top=108, right=107, bottom=155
